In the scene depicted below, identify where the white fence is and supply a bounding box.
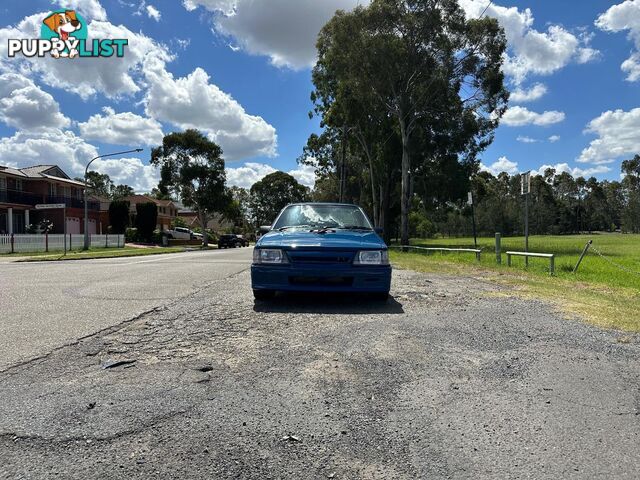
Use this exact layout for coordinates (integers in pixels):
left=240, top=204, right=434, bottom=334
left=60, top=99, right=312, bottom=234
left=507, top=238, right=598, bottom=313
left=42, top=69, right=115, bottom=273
left=0, top=234, right=125, bottom=253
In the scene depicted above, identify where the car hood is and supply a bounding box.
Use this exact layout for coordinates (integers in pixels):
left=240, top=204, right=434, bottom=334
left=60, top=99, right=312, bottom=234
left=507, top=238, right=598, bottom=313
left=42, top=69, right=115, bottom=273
left=257, top=230, right=386, bottom=250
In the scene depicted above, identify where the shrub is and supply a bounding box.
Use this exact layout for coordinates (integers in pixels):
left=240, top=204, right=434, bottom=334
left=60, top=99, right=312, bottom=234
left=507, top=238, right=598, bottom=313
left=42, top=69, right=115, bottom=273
left=109, top=200, right=130, bottom=234
left=135, top=202, right=158, bottom=242
left=125, top=227, right=139, bottom=243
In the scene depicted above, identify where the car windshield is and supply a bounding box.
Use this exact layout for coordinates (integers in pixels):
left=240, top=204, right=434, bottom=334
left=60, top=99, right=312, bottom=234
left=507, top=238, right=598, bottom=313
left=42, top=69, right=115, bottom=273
left=273, top=204, right=372, bottom=230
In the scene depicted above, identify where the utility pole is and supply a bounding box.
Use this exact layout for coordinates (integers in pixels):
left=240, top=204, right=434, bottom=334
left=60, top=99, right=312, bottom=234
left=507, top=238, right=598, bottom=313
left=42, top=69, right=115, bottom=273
left=83, top=148, right=143, bottom=250
left=339, top=124, right=348, bottom=203
left=521, top=171, right=531, bottom=267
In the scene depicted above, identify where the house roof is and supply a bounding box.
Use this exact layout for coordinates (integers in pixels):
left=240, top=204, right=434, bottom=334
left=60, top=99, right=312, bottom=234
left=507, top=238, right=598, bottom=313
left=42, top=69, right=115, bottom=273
left=0, top=164, right=84, bottom=186
left=123, top=194, right=176, bottom=207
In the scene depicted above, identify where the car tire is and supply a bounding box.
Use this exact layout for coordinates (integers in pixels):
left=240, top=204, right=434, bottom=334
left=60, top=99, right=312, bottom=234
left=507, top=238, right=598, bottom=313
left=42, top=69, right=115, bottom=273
left=371, top=292, right=389, bottom=302
left=253, top=289, right=276, bottom=301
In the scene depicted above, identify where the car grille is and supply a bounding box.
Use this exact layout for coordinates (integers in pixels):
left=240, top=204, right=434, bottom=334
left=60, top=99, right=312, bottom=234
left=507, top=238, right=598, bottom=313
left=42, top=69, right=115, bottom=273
left=287, top=251, right=355, bottom=264
left=289, top=276, right=354, bottom=287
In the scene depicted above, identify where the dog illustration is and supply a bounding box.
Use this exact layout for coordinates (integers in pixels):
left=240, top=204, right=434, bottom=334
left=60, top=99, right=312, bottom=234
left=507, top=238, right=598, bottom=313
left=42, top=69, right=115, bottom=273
left=43, top=10, right=81, bottom=58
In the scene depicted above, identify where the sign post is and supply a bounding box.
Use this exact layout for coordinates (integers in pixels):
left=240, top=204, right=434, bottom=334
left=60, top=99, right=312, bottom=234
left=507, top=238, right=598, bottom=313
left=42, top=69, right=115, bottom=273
left=521, top=172, right=531, bottom=267
left=35, top=204, right=66, bottom=255
left=468, top=191, right=477, bottom=249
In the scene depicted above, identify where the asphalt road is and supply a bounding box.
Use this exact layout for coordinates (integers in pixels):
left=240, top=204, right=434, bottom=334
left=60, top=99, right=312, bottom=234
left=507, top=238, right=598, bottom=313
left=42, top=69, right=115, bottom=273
left=0, top=248, right=252, bottom=370
left=0, top=256, right=638, bottom=479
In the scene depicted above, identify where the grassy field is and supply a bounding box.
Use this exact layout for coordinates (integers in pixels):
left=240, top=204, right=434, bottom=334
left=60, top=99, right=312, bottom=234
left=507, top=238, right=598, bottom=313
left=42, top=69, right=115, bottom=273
left=9, top=246, right=188, bottom=262
left=390, top=234, right=640, bottom=332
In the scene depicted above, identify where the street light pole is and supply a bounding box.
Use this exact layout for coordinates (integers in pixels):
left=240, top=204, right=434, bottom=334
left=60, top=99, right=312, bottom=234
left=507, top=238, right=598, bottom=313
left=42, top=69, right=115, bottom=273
left=84, top=148, right=143, bottom=250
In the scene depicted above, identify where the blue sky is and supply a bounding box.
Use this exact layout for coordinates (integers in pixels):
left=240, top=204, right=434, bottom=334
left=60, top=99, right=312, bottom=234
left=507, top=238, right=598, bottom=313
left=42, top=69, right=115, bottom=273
left=1, top=0, right=639, bottom=192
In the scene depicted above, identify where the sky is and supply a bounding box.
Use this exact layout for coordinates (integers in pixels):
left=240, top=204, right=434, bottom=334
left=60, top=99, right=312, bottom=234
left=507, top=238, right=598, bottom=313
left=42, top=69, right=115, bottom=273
left=0, top=0, right=639, bottom=192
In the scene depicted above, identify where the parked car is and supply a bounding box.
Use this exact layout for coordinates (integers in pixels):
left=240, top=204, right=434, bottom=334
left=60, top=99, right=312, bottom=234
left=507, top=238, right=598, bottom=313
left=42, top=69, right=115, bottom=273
left=235, top=235, right=249, bottom=247
left=251, top=203, right=391, bottom=301
left=218, top=234, right=246, bottom=248
left=165, top=227, right=196, bottom=240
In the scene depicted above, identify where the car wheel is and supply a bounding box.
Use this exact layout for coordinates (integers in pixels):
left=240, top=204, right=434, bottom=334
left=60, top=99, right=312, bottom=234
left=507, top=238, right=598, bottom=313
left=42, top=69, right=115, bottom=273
left=371, top=292, right=389, bottom=302
left=253, top=289, right=275, bottom=301
left=167, top=234, right=174, bottom=239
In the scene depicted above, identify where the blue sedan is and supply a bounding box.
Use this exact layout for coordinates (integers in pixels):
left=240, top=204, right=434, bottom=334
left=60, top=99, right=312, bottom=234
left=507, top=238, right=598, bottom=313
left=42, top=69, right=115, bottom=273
left=251, top=203, right=391, bottom=301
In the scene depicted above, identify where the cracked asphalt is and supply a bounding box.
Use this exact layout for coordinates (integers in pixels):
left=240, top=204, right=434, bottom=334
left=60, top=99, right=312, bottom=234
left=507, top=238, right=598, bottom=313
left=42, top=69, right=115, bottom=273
left=1, top=249, right=639, bottom=479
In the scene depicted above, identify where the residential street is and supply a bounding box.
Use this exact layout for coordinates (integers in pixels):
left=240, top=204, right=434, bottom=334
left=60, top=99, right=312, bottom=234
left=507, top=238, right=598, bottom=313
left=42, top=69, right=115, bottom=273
left=1, top=255, right=638, bottom=479
left=0, top=248, right=252, bottom=370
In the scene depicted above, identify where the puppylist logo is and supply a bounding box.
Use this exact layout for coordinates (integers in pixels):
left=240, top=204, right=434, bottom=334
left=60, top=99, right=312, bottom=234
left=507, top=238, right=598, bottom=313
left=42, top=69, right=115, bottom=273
left=7, top=9, right=128, bottom=59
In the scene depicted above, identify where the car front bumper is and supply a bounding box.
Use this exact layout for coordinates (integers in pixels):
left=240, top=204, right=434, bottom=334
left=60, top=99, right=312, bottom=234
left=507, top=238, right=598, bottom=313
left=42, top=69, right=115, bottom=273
left=251, top=263, right=391, bottom=293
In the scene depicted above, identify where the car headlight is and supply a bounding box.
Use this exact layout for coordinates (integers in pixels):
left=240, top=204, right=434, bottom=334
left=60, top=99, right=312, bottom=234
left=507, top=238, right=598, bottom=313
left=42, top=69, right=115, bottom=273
left=353, top=250, right=389, bottom=265
left=253, top=248, right=289, bottom=264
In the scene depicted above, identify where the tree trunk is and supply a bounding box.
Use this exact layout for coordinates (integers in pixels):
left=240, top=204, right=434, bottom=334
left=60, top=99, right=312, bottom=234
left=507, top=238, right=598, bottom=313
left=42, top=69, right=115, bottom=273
left=398, top=115, right=411, bottom=247
left=200, top=211, right=208, bottom=248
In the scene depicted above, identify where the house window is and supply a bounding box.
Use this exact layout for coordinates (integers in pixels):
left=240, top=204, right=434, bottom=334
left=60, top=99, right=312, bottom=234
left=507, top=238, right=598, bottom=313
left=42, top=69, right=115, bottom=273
left=0, top=177, right=5, bottom=190
left=15, top=179, right=23, bottom=191
left=49, top=183, right=57, bottom=196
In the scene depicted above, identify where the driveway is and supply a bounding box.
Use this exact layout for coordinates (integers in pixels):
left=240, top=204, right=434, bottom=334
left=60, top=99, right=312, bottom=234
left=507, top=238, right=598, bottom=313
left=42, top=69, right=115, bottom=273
left=0, top=265, right=638, bottom=479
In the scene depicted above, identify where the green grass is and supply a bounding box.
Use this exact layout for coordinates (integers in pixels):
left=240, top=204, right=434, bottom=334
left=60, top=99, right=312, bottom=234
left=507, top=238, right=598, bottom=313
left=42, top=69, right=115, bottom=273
left=390, top=234, right=640, bottom=332
left=11, top=246, right=188, bottom=262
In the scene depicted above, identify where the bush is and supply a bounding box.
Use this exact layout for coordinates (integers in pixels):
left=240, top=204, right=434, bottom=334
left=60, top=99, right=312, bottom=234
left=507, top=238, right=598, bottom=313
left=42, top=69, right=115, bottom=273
left=135, top=202, right=158, bottom=242
left=125, top=227, right=139, bottom=243
left=409, top=211, right=436, bottom=238
left=151, top=229, right=163, bottom=245
left=109, top=200, right=130, bottom=234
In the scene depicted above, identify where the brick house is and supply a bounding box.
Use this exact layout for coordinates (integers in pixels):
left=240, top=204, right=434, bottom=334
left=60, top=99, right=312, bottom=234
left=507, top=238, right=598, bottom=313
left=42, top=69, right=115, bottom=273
left=0, top=164, right=102, bottom=235
left=123, top=195, right=178, bottom=231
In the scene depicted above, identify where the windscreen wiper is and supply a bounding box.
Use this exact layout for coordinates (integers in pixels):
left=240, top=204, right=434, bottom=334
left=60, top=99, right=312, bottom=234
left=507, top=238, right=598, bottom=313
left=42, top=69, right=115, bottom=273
left=338, top=225, right=372, bottom=231
left=310, top=225, right=338, bottom=233
left=278, top=224, right=313, bottom=231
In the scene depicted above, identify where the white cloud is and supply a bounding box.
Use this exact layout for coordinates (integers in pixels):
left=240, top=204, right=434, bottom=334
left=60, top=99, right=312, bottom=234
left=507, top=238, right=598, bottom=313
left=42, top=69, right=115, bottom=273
left=0, top=73, right=70, bottom=130
left=185, top=0, right=363, bottom=69
left=548, top=135, right=561, bottom=143
left=78, top=107, right=164, bottom=147
left=0, top=14, right=170, bottom=99
left=92, top=157, right=160, bottom=192
left=55, top=0, right=108, bottom=21
left=480, top=156, right=519, bottom=176
left=143, top=55, right=277, bottom=160
left=288, top=161, right=316, bottom=188
left=510, top=83, right=547, bottom=103
left=183, top=0, right=236, bottom=15
left=226, top=162, right=276, bottom=188
left=0, top=129, right=97, bottom=178
left=460, top=1, right=598, bottom=83
left=579, top=108, right=640, bottom=164
left=516, top=135, right=538, bottom=143
left=0, top=129, right=159, bottom=192
left=533, top=163, right=611, bottom=178
left=502, top=106, right=565, bottom=127
left=226, top=162, right=316, bottom=189
left=146, top=5, right=161, bottom=21
left=596, top=1, right=640, bottom=81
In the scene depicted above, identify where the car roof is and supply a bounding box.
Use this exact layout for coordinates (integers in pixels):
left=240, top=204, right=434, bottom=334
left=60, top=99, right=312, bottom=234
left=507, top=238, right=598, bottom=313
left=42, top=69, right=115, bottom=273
left=285, top=202, right=362, bottom=207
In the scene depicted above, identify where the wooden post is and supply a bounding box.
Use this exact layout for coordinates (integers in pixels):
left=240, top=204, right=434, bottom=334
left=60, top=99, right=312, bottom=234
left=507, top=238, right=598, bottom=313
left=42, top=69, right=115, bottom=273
left=45, top=232, right=48, bottom=252
left=10, top=233, right=14, bottom=254
left=573, top=240, right=592, bottom=274
left=495, top=233, right=501, bottom=265
left=550, top=255, right=555, bottom=276
left=507, top=253, right=511, bottom=267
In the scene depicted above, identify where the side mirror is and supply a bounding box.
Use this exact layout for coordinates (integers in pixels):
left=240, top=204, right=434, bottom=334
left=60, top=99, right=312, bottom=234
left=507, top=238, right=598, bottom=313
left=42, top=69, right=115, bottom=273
left=374, top=227, right=384, bottom=235
left=259, top=225, right=272, bottom=234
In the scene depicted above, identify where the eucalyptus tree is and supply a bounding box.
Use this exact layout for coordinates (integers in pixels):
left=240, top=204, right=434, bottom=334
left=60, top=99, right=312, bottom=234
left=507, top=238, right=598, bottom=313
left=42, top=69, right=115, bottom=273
left=312, top=0, right=509, bottom=245
left=151, top=129, right=231, bottom=247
